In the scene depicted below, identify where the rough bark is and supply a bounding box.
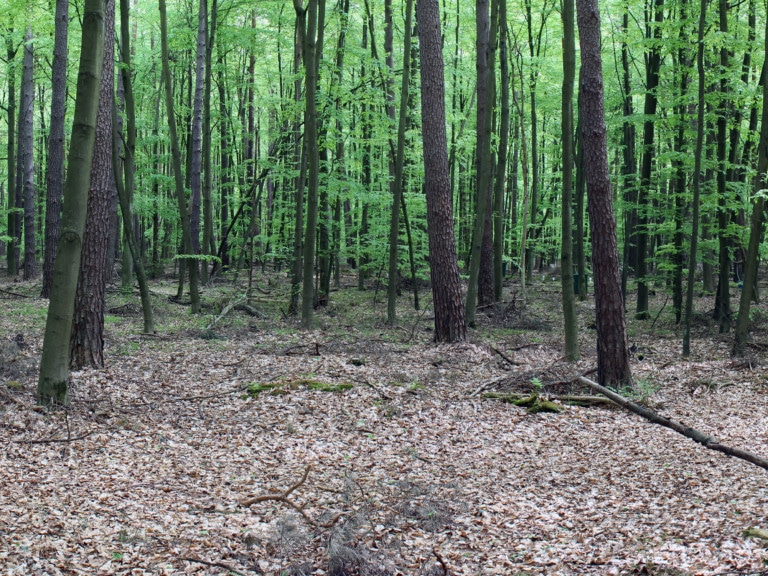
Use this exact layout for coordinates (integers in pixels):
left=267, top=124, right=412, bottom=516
left=416, top=0, right=466, bottom=343
left=70, top=0, right=116, bottom=370
left=576, top=0, right=632, bottom=387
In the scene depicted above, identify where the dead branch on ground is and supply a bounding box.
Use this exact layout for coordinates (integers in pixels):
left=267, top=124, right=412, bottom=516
left=576, top=376, right=768, bottom=472
left=239, top=465, right=342, bottom=528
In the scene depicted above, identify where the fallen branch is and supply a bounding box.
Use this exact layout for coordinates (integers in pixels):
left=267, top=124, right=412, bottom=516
left=576, top=376, right=768, bottom=472
left=206, top=297, right=246, bottom=330
left=491, top=346, right=521, bottom=367
left=353, top=377, right=393, bottom=400
left=483, top=391, right=614, bottom=407
left=0, top=288, right=31, bottom=298
left=239, top=465, right=341, bottom=528
left=433, top=547, right=450, bottom=575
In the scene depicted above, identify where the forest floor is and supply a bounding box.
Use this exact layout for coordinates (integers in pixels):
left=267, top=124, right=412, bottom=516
left=2, top=270, right=768, bottom=575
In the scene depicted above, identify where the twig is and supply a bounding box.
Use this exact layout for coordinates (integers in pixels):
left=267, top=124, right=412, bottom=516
left=469, top=376, right=510, bottom=398
left=491, top=346, right=521, bottom=367
left=354, top=377, right=393, bottom=400
left=206, top=297, right=246, bottom=330
left=576, top=376, right=768, bottom=472
left=239, top=465, right=342, bottom=528
left=179, top=557, right=246, bottom=576
left=433, top=547, right=450, bottom=575
left=650, top=293, right=669, bottom=330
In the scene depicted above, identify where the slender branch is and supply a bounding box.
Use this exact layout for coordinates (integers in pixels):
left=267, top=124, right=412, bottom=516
left=576, top=376, right=768, bottom=472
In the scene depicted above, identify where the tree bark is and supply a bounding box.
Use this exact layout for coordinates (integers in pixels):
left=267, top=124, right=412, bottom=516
left=682, top=0, right=708, bottom=357
left=733, top=16, right=768, bottom=356
left=38, top=0, right=106, bottom=406
left=561, top=0, right=579, bottom=361
left=416, top=0, right=466, bottom=343
left=386, top=0, right=414, bottom=325
left=41, top=0, right=68, bottom=297
left=160, top=0, right=200, bottom=313
left=576, top=0, right=632, bottom=387
left=5, top=36, right=17, bottom=276
left=635, top=0, right=664, bottom=320
left=70, top=0, right=116, bottom=370
left=20, top=29, right=35, bottom=281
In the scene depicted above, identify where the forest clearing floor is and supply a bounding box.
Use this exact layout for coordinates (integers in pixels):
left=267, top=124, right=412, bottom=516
left=2, top=272, right=768, bottom=575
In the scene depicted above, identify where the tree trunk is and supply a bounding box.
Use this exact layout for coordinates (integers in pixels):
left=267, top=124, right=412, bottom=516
left=70, top=0, right=115, bottom=370
left=713, top=0, right=732, bottom=332
left=160, top=0, right=200, bottom=313
left=202, top=0, right=217, bottom=283
left=493, top=0, right=510, bottom=302
left=297, top=0, right=326, bottom=328
left=733, top=17, right=768, bottom=356
left=682, top=0, right=708, bottom=357
left=635, top=0, right=664, bottom=320
left=20, top=30, right=35, bottom=280
left=466, top=0, right=496, bottom=325
left=5, top=36, right=17, bottom=276
left=416, top=0, right=466, bottom=343
left=189, top=0, right=206, bottom=279
left=115, top=0, right=154, bottom=334
left=561, top=0, right=579, bottom=361
left=576, top=0, right=632, bottom=387
left=38, top=0, right=106, bottom=406
left=386, top=0, right=414, bottom=325
left=41, top=0, right=68, bottom=297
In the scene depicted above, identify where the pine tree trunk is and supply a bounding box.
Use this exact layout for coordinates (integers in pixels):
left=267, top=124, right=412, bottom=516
left=416, top=0, right=466, bottom=343
left=577, top=0, right=632, bottom=387
left=70, top=0, right=116, bottom=370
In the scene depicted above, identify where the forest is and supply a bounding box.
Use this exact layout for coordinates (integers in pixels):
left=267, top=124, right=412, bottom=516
left=3, top=0, right=768, bottom=573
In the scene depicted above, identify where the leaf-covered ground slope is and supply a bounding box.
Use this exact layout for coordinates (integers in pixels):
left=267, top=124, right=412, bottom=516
left=1, top=279, right=768, bottom=575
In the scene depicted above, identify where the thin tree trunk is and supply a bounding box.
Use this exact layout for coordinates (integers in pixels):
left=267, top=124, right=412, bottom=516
left=561, top=0, right=579, bottom=361
left=6, top=36, right=17, bottom=276
left=387, top=0, right=414, bottom=325
left=635, top=0, right=664, bottom=320
left=493, top=0, right=510, bottom=302
left=41, top=0, right=68, bottom=297
left=159, top=0, right=200, bottom=312
left=682, top=0, right=708, bottom=357
left=733, top=30, right=768, bottom=356
left=20, top=30, right=35, bottom=280
left=116, top=0, right=153, bottom=334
